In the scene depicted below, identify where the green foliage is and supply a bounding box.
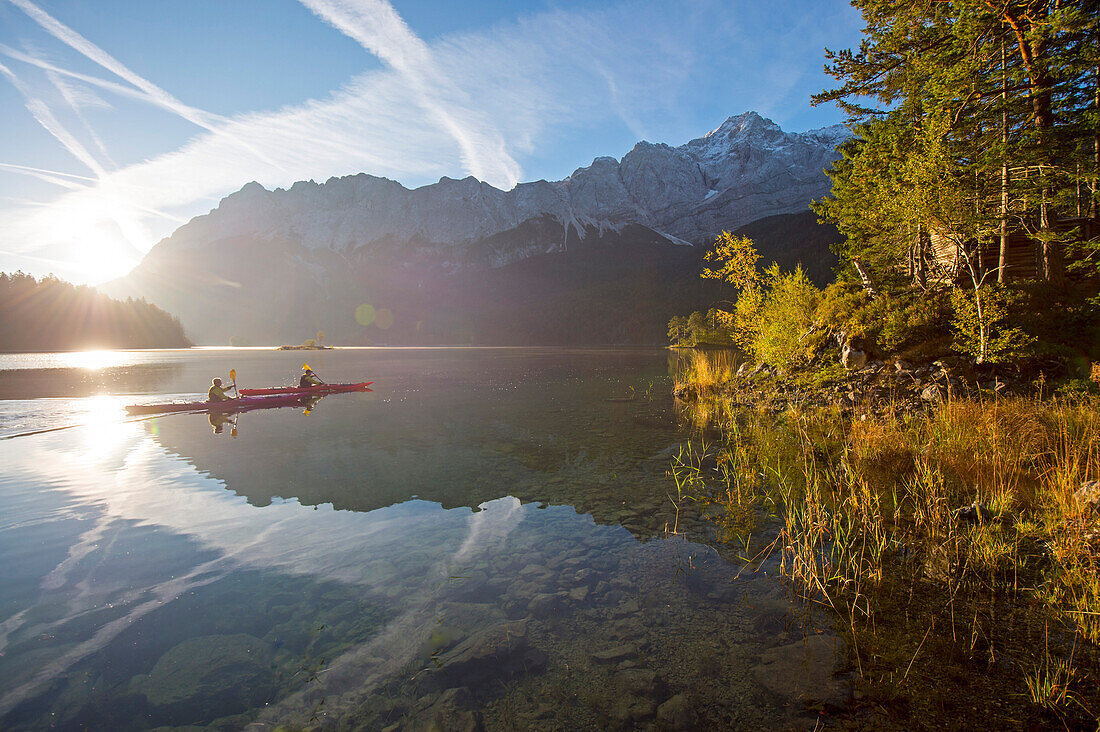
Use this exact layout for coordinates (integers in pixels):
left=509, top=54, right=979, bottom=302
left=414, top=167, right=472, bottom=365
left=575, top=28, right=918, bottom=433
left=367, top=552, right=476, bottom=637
left=667, top=315, right=688, bottom=345
left=668, top=310, right=735, bottom=347
left=814, top=0, right=1100, bottom=290
left=818, top=282, right=953, bottom=355
left=730, top=284, right=763, bottom=352
left=701, top=231, right=760, bottom=290
left=874, top=291, right=951, bottom=353
left=816, top=282, right=874, bottom=341
left=749, top=265, right=823, bottom=367
left=950, top=284, right=1036, bottom=364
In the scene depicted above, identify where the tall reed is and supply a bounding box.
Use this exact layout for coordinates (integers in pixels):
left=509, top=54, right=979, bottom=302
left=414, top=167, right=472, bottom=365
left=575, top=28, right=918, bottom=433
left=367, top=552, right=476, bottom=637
left=674, top=390, right=1100, bottom=723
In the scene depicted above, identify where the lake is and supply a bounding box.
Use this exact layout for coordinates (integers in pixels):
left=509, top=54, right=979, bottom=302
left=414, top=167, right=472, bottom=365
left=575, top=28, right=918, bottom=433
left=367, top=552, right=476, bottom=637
left=0, top=347, right=846, bottom=730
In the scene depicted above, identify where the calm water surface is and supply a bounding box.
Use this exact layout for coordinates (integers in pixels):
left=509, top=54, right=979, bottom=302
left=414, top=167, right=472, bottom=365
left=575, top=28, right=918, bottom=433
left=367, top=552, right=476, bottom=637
left=0, top=348, right=846, bottom=730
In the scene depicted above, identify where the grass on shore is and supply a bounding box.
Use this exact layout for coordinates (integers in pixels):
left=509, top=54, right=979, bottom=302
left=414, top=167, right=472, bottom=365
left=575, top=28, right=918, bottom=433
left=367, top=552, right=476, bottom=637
left=672, top=352, right=1100, bottom=724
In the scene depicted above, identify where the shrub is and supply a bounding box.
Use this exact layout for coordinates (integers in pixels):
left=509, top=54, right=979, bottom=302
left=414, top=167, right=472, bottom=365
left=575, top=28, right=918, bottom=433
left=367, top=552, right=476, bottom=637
left=750, top=265, right=823, bottom=367
left=950, top=285, right=1035, bottom=364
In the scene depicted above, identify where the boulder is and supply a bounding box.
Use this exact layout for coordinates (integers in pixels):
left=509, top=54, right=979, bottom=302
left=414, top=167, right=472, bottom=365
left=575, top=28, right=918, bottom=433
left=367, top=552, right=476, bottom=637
left=657, top=693, right=697, bottom=731
left=425, top=619, right=546, bottom=691
left=920, top=384, right=942, bottom=402
left=1075, top=481, right=1100, bottom=513
left=953, top=500, right=994, bottom=524
left=137, top=634, right=274, bottom=723
left=842, top=345, right=867, bottom=370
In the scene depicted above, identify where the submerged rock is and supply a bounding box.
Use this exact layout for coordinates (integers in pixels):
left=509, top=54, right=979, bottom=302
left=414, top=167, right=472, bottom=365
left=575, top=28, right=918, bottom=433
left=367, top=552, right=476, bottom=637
left=136, top=633, right=273, bottom=722
left=592, top=643, right=638, bottom=664
left=753, top=633, right=843, bottom=704
left=419, top=686, right=480, bottom=732
left=657, top=693, right=697, bottom=730
left=608, top=694, right=657, bottom=725
left=424, top=619, right=546, bottom=691
left=953, top=500, right=994, bottom=524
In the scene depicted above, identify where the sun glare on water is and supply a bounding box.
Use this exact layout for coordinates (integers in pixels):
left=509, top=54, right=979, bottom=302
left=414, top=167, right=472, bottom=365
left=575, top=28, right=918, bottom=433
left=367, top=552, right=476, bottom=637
left=75, top=394, right=132, bottom=456
left=61, top=349, right=130, bottom=370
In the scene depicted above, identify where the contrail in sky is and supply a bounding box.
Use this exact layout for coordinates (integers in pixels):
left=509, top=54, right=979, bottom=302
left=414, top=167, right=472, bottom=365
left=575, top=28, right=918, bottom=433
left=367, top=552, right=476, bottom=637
left=7, top=0, right=220, bottom=132
left=7, top=0, right=283, bottom=170
left=298, top=0, right=522, bottom=188
left=0, top=59, right=106, bottom=177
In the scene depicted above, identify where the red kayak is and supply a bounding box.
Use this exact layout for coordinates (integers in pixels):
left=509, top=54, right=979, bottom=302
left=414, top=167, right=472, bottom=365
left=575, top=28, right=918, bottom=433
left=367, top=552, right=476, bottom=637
left=126, top=392, right=319, bottom=416
left=239, top=381, right=373, bottom=396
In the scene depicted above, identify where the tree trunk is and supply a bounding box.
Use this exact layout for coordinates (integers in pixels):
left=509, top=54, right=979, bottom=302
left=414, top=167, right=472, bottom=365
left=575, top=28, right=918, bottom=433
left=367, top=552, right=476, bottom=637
left=1093, top=65, right=1098, bottom=220
left=1003, top=6, right=1064, bottom=284
left=999, top=40, right=1009, bottom=283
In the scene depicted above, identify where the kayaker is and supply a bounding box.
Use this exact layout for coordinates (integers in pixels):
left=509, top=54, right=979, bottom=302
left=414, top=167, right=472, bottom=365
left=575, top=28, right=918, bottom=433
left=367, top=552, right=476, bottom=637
left=208, top=377, right=235, bottom=402
left=299, top=367, right=324, bottom=388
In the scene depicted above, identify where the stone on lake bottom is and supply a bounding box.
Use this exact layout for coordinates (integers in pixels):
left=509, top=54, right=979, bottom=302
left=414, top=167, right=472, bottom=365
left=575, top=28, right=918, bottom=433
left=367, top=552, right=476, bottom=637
left=592, top=643, right=638, bottom=664
left=657, top=693, right=697, bottom=731
left=752, top=633, right=843, bottom=704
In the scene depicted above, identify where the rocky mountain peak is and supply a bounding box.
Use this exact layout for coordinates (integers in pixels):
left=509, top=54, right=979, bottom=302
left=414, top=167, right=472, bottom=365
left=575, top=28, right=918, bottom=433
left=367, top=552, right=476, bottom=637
left=703, top=111, right=780, bottom=140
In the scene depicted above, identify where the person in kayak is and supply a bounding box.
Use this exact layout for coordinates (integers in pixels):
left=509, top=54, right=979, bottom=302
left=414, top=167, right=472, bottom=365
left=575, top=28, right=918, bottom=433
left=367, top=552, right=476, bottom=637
left=208, top=377, right=236, bottom=402
left=299, top=367, right=324, bottom=388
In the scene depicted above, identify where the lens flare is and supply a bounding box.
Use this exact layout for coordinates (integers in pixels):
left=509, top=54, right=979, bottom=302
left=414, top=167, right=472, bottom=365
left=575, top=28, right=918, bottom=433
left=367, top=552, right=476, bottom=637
left=375, top=308, right=394, bottom=330
left=355, top=303, right=375, bottom=326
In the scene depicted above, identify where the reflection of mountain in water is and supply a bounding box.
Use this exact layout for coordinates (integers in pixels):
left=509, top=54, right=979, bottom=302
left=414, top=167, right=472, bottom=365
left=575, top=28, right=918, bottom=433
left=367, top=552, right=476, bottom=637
left=146, top=361, right=699, bottom=542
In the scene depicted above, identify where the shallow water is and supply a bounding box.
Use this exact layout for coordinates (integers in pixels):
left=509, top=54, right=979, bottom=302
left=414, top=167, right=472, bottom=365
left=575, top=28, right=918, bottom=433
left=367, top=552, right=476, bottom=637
left=0, top=347, right=847, bottom=730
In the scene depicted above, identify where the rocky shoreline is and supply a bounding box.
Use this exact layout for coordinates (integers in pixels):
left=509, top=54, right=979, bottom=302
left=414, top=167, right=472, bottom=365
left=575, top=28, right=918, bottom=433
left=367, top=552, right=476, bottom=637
left=674, top=352, right=1037, bottom=417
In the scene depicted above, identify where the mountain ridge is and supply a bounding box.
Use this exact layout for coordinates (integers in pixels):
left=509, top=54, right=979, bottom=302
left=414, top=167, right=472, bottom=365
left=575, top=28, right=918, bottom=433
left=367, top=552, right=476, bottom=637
left=106, top=112, right=849, bottom=344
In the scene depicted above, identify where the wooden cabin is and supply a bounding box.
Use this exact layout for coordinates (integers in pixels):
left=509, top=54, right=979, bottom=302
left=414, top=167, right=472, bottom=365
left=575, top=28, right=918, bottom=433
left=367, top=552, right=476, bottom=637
left=926, top=216, right=1099, bottom=284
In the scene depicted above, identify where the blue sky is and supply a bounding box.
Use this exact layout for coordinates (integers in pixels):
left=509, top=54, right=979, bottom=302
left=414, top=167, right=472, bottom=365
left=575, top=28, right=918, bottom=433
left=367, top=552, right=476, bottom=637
left=0, top=0, right=863, bottom=283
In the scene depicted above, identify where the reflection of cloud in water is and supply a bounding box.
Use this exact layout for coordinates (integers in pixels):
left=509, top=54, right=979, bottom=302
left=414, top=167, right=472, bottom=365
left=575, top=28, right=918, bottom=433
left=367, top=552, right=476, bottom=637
left=0, top=422, right=531, bottom=718
left=1, top=557, right=233, bottom=716
left=456, top=495, right=524, bottom=563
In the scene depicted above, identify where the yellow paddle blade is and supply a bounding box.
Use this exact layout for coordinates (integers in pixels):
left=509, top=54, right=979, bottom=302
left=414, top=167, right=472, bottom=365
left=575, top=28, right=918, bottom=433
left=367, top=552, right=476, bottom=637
left=302, top=363, right=311, bottom=371
left=229, top=369, right=237, bottom=380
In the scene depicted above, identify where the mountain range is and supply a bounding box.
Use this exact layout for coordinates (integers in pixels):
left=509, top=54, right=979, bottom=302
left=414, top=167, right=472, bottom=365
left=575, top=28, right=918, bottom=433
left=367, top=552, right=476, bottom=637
left=105, top=112, right=849, bottom=345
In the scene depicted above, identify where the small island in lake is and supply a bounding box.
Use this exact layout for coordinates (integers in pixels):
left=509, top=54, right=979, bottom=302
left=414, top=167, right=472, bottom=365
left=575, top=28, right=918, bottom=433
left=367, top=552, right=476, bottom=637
left=277, top=332, right=333, bottom=350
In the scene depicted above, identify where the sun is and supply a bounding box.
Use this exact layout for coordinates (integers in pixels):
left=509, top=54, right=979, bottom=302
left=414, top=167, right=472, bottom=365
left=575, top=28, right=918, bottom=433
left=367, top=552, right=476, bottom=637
left=59, top=224, right=140, bottom=284
left=45, top=196, right=145, bottom=285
